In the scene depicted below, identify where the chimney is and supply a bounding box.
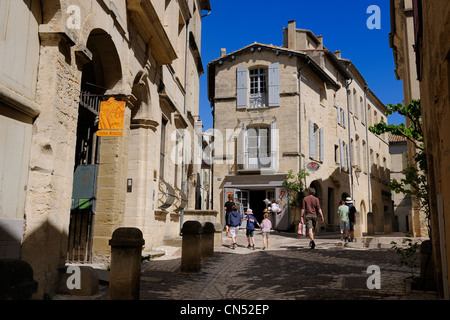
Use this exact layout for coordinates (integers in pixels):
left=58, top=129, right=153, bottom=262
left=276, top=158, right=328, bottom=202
left=287, top=20, right=296, bottom=50
left=221, top=48, right=226, bottom=57
left=317, top=35, right=323, bottom=49
left=334, top=50, right=341, bottom=59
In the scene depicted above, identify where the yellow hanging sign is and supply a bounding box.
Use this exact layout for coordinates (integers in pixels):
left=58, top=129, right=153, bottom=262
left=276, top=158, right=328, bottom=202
left=96, top=98, right=126, bottom=136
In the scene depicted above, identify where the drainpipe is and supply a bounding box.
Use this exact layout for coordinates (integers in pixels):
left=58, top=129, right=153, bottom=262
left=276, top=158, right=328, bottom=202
left=364, top=86, right=372, bottom=213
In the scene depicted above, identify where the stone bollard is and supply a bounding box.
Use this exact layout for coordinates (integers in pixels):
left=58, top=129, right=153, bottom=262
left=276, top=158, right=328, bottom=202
left=108, top=227, right=145, bottom=300
left=201, top=222, right=215, bottom=259
left=181, top=221, right=203, bottom=273
left=213, top=223, right=223, bottom=248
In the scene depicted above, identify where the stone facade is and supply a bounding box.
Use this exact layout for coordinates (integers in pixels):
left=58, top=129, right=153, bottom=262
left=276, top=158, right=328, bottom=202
left=0, top=0, right=211, bottom=298
left=388, top=134, right=411, bottom=232
left=389, top=0, right=428, bottom=238
left=207, top=21, right=392, bottom=235
left=409, top=0, right=450, bottom=299
left=390, top=0, right=450, bottom=298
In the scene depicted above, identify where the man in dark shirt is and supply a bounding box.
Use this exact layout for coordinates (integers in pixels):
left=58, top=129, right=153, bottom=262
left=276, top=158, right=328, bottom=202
left=300, top=188, right=324, bottom=249
left=346, top=197, right=356, bottom=242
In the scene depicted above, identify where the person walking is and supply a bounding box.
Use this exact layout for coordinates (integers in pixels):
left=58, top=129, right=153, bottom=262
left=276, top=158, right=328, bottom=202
left=227, top=205, right=241, bottom=249
left=338, top=200, right=350, bottom=241
left=300, top=188, right=324, bottom=249
left=260, top=212, right=272, bottom=250
left=346, top=197, right=357, bottom=242
left=224, top=193, right=235, bottom=237
left=244, top=209, right=260, bottom=250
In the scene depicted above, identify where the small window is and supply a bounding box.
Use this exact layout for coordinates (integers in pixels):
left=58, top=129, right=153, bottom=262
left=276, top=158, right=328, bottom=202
left=249, top=68, right=267, bottom=107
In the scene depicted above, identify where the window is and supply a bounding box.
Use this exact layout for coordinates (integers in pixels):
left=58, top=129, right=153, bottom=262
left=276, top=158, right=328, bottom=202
left=236, top=63, right=280, bottom=109
left=249, top=68, right=267, bottom=107
left=309, top=121, right=324, bottom=162
left=239, top=122, right=277, bottom=170
left=339, top=139, right=349, bottom=171
left=337, top=105, right=346, bottom=128
left=247, top=126, right=270, bottom=168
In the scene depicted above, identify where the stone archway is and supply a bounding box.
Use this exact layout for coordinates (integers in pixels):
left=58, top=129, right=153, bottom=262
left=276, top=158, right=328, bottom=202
left=69, top=28, right=124, bottom=262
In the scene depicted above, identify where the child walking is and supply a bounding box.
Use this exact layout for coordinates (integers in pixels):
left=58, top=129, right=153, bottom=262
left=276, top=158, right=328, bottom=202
left=244, top=209, right=260, bottom=250
left=260, top=212, right=272, bottom=250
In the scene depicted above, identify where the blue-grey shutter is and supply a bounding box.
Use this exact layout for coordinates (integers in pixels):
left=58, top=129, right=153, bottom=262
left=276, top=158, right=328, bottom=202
left=319, top=127, right=324, bottom=162
left=236, top=67, right=248, bottom=109
left=339, top=139, right=345, bottom=170
left=337, top=105, right=341, bottom=124
left=309, top=120, right=315, bottom=159
left=268, top=63, right=280, bottom=106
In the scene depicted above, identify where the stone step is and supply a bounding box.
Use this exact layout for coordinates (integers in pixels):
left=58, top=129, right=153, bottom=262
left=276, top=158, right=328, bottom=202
left=338, top=236, right=428, bottom=249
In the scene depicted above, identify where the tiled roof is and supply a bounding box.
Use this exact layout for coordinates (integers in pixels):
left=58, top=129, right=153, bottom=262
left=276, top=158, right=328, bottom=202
left=388, top=132, right=407, bottom=143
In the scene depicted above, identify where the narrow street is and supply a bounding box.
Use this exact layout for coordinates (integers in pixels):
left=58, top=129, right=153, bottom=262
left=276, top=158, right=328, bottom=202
left=57, top=231, right=440, bottom=302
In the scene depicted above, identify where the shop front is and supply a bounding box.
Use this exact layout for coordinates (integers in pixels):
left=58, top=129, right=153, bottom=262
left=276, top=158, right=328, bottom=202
left=223, top=173, right=289, bottom=230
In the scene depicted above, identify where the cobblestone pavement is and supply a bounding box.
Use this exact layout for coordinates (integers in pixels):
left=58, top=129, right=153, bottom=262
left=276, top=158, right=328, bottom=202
left=138, top=231, right=440, bottom=301
left=54, top=231, right=441, bottom=302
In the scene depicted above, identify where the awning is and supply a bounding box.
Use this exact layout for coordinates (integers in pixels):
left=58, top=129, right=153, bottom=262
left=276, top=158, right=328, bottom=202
left=223, top=173, right=287, bottom=189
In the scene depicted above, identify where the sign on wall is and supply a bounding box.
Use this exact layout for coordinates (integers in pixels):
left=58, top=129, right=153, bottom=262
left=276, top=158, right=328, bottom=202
left=96, top=97, right=126, bottom=136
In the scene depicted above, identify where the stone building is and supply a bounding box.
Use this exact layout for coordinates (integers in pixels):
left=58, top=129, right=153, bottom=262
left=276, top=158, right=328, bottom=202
left=390, top=0, right=450, bottom=298
left=389, top=0, right=427, bottom=238
left=388, top=134, right=411, bottom=232
left=0, top=0, right=211, bottom=298
left=207, top=21, right=392, bottom=235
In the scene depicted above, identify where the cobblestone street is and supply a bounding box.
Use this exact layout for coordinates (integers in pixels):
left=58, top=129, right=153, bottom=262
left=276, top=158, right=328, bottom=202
left=136, top=232, right=439, bottom=301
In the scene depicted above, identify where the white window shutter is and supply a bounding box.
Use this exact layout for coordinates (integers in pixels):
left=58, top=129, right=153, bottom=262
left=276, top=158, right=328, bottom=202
left=270, top=122, right=277, bottom=170
left=309, top=120, right=315, bottom=159
left=346, top=143, right=350, bottom=171
left=238, top=123, right=247, bottom=168
left=236, top=67, right=248, bottom=109
left=343, top=110, right=347, bottom=128
left=337, top=105, right=341, bottom=124
left=268, top=63, right=280, bottom=106
left=339, top=139, right=345, bottom=170
left=319, top=127, right=324, bottom=162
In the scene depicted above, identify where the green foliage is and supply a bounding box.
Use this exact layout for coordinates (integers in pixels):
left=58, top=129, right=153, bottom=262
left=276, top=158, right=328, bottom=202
left=369, top=99, right=423, bottom=152
left=282, top=169, right=309, bottom=208
left=369, top=99, right=430, bottom=238
left=391, top=239, right=420, bottom=278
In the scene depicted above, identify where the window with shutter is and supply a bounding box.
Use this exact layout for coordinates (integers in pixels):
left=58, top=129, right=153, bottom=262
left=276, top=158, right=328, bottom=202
left=240, top=125, right=272, bottom=170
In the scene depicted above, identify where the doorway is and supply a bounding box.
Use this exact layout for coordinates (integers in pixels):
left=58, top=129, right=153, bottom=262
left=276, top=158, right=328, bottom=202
left=249, top=190, right=266, bottom=223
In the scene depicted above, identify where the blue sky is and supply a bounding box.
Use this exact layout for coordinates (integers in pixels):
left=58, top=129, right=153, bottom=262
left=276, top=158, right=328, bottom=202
left=198, top=0, right=406, bottom=130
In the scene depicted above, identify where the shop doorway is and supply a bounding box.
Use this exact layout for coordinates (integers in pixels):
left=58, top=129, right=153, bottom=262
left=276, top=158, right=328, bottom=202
left=249, top=190, right=267, bottom=223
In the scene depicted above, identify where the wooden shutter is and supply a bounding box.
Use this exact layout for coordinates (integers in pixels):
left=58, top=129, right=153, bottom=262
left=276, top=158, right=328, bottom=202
left=343, top=110, right=347, bottom=128
left=319, top=127, right=324, bottom=162
left=309, top=120, right=315, bottom=159
left=339, top=139, right=345, bottom=170
left=337, top=105, right=341, bottom=124
left=236, top=67, right=248, bottom=109
left=268, top=63, right=280, bottom=106
left=270, top=122, right=277, bottom=170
